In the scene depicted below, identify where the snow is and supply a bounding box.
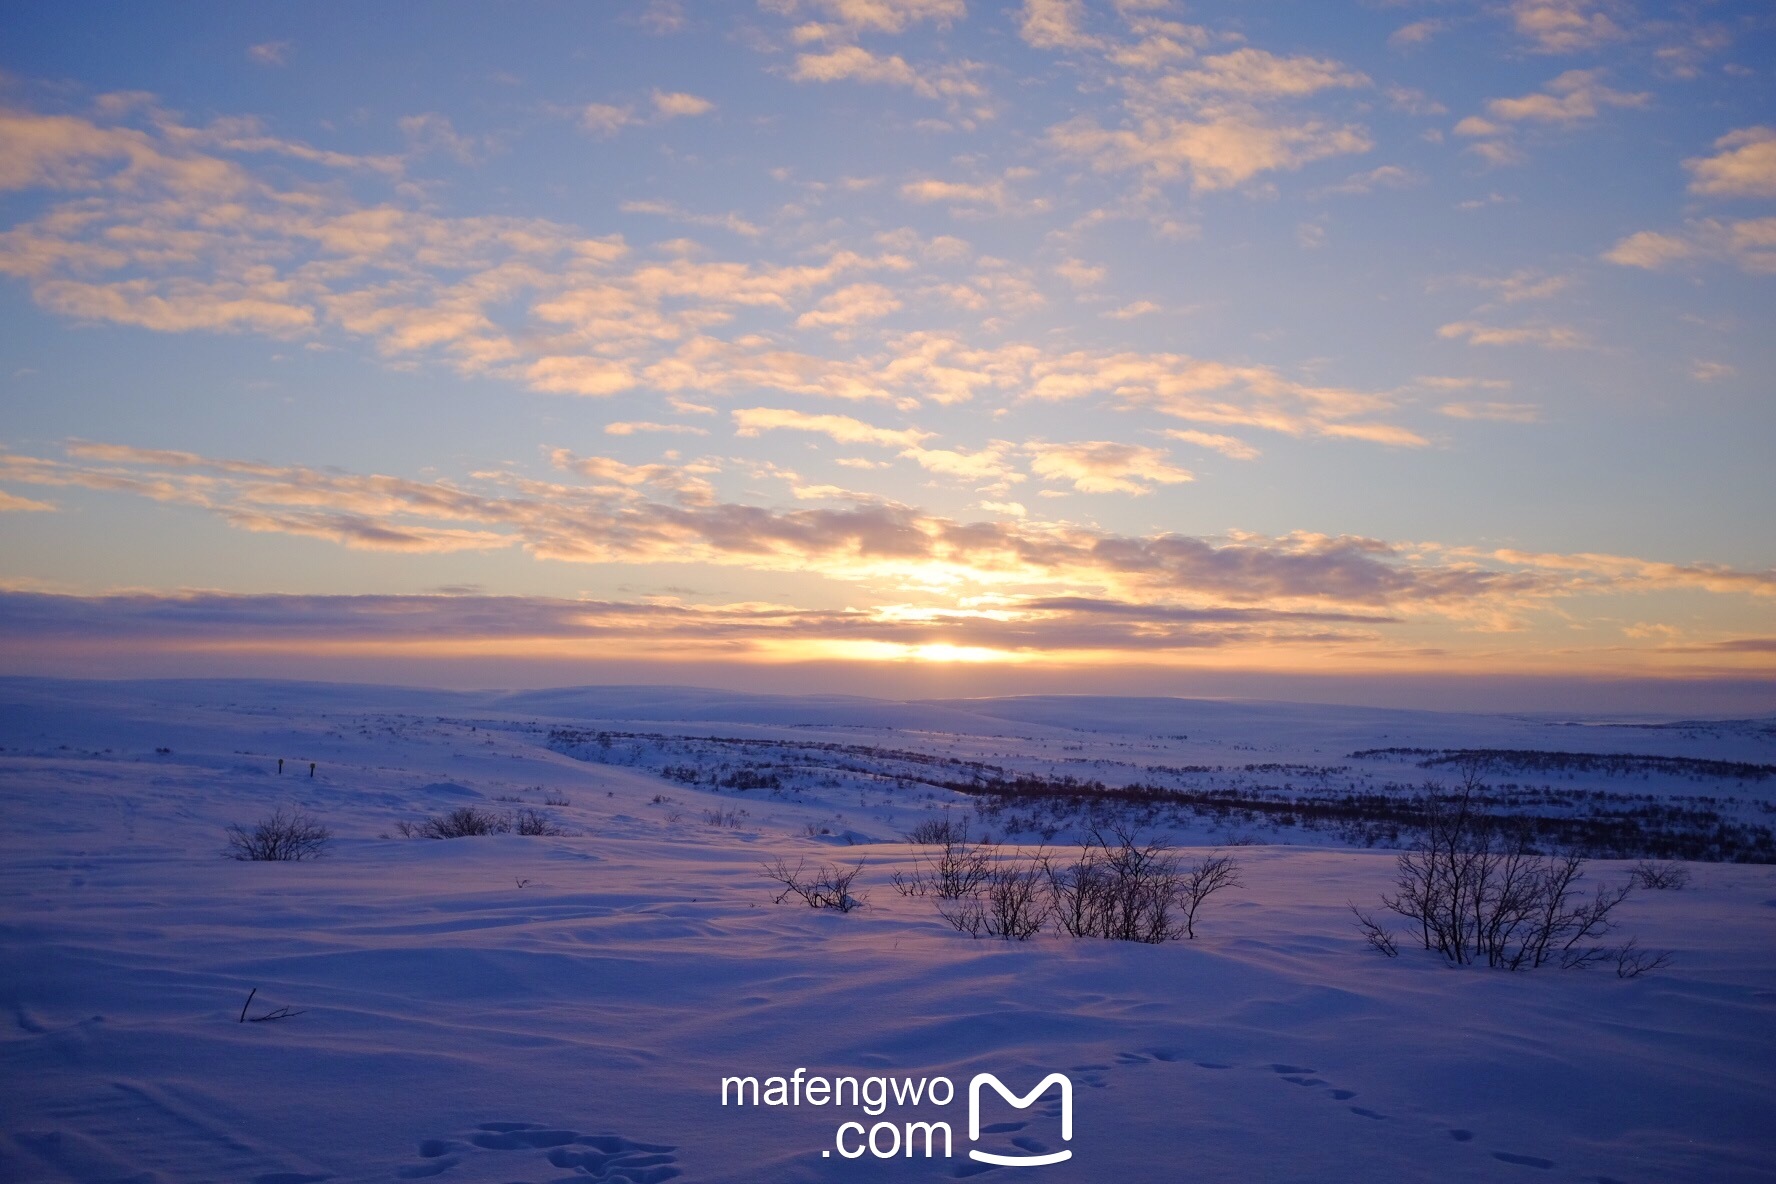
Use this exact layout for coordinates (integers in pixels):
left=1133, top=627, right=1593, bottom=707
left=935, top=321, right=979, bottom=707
left=1, top=678, right=1773, bottom=1182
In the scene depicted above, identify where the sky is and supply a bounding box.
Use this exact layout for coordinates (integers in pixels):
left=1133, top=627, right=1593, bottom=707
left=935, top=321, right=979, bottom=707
left=0, top=0, right=1773, bottom=711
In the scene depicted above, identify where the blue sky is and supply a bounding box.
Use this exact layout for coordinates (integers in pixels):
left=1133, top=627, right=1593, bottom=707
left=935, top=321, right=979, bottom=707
left=1, top=0, right=1773, bottom=707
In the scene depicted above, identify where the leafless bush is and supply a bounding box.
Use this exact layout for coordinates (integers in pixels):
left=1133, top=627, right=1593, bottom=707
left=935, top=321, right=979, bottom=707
left=225, top=806, right=331, bottom=861
left=703, top=808, right=746, bottom=828
left=396, top=805, right=562, bottom=839
left=895, top=836, right=993, bottom=899
left=398, top=806, right=504, bottom=838
left=889, top=868, right=926, bottom=897
left=905, top=813, right=972, bottom=845
left=1364, top=771, right=1648, bottom=971
left=1178, top=854, right=1243, bottom=939
left=510, top=808, right=565, bottom=836
left=937, top=897, right=985, bottom=936
left=983, top=863, right=1048, bottom=939
left=927, top=837, right=993, bottom=899
left=939, top=861, right=1049, bottom=940
left=1350, top=906, right=1399, bottom=957
left=1614, top=939, right=1674, bottom=979
left=1041, top=827, right=1240, bottom=943
left=1630, top=860, right=1691, bottom=890
left=761, top=858, right=866, bottom=912
left=542, top=792, right=571, bottom=807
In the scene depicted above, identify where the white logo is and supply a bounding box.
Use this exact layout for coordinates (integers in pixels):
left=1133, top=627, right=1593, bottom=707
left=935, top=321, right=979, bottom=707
left=967, top=1072, right=1072, bottom=1166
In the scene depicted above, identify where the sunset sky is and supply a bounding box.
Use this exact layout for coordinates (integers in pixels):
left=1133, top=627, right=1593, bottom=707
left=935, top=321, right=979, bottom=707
left=1, top=0, right=1773, bottom=709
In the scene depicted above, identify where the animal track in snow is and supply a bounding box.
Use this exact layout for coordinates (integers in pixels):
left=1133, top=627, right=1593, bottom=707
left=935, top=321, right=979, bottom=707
left=399, top=1121, right=679, bottom=1182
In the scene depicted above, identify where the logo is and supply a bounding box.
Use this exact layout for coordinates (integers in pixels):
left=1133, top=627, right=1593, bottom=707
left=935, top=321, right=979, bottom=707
left=718, top=1066, right=1075, bottom=1165
left=967, top=1073, right=1072, bottom=1166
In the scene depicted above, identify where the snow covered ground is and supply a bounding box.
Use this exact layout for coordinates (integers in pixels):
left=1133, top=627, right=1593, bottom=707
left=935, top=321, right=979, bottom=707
left=1, top=678, right=1773, bottom=1182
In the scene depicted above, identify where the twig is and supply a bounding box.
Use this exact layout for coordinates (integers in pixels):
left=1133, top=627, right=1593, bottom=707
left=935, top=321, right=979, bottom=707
left=238, top=986, right=304, bottom=1022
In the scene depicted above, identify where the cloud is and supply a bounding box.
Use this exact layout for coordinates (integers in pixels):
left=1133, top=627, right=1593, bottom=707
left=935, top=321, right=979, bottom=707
left=1155, top=49, right=1370, bottom=100
left=620, top=199, right=762, bottom=238
left=1317, top=164, right=1419, bottom=196
left=1029, top=440, right=1193, bottom=494
left=0, top=98, right=1460, bottom=447
left=247, top=41, right=291, bottom=67
left=789, top=46, right=984, bottom=102
left=0, top=588, right=1396, bottom=659
left=1159, top=429, right=1260, bottom=460
left=1032, top=33, right=1374, bottom=193
left=1438, top=321, right=1584, bottom=349
left=1456, top=71, right=1646, bottom=164
left=1018, top=0, right=1097, bottom=51
left=1473, top=270, right=1571, bottom=303
left=637, top=0, right=687, bottom=34
left=652, top=90, right=715, bottom=118
left=902, top=442, right=1022, bottom=485
left=897, top=174, right=1048, bottom=215
left=770, top=0, right=965, bottom=35
left=1103, top=300, right=1159, bottom=319
left=580, top=103, right=636, bottom=137
left=1485, top=70, right=1647, bottom=125
left=795, top=282, right=904, bottom=328
left=398, top=113, right=493, bottom=164
left=0, top=490, right=56, bottom=512
left=1691, top=361, right=1735, bottom=383
left=1417, top=376, right=1513, bottom=392
left=732, top=406, right=930, bottom=448
left=1054, top=257, right=1105, bottom=288
left=5, top=443, right=1773, bottom=624
left=1439, top=402, right=1541, bottom=423
left=525, top=356, right=638, bottom=396
left=604, top=421, right=710, bottom=436
left=1388, top=20, right=1444, bottom=50
left=1049, top=112, right=1372, bottom=192
left=1686, top=127, right=1776, bottom=199
left=1601, top=230, right=1694, bottom=270
left=1601, top=219, right=1776, bottom=275
left=1508, top=0, right=1625, bottom=54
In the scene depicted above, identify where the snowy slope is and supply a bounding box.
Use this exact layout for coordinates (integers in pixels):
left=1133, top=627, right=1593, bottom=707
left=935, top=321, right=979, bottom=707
left=1, top=679, right=1773, bottom=1183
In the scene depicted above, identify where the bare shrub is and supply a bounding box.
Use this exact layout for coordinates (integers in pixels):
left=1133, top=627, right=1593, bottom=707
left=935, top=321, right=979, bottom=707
left=1040, top=827, right=1240, bottom=943
left=511, top=808, right=565, bottom=836
left=889, top=868, right=927, bottom=897
left=761, top=858, right=866, bottom=912
left=399, top=806, right=505, bottom=838
left=1178, top=853, right=1243, bottom=939
left=905, top=813, right=972, bottom=845
left=396, top=806, right=562, bottom=839
left=927, top=838, right=992, bottom=900
left=703, top=808, right=746, bottom=828
left=1614, top=939, right=1674, bottom=979
left=1630, top=860, right=1691, bottom=890
left=225, top=806, right=331, bottom=861
left=939, top=862, right=1049, bottom=940
left=937, top=897, right=985, bottom=936
left=1350, top=906, right=1399, bottom=957
left=983, top=863, right=1048, bottom=939
left=542, top=792, right=571, bottom=807
left=1366, top=771, right=1647, bottom=971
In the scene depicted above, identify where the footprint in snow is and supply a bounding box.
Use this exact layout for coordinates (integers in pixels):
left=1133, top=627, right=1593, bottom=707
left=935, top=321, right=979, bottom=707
left=400, top=1122, right=679, bottom=1182
left=1492, top=1151, right=1556, bottom=1169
